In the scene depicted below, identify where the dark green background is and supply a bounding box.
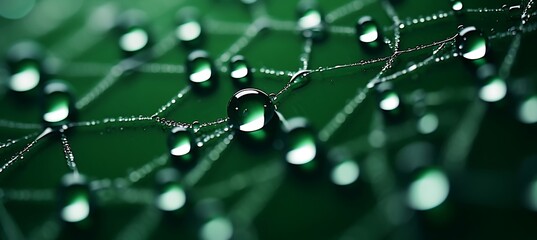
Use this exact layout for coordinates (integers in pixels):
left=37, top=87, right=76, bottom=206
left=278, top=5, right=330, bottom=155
left=1, top=0, right=537, bottom=239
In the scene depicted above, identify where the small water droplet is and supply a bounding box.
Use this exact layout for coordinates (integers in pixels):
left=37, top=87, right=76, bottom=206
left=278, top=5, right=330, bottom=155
left=59, top=173, right=93, bottom=227
left=176, top=8, right=204, bottom=48
left=229, top=55, right=253, bottom=88
left=116, top=10, right=152, bottom=57
left=42, top=81, right=76, bottom=128
left=168, top=127, right=198, bottom=171
left=186, top=50, right=218, bottom=94
left=478, top=75, right=507, bottom=103
left=356, top=16, right=383, bottom=50
left=227, top=88, right=275, bottom=133
left=284, top=118, right=320, bottom=174
left=155, top=168, right=188, bottom=214
left=297, top=1, right=327, bottom=41
left=457, top=26, right=487, bottom=60
left=451, top=1, right=463, bottom=12
left=6, top=41, right=47, bottom=93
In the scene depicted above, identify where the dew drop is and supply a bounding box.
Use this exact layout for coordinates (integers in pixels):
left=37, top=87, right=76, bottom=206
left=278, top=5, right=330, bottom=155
left=115, top=10, right=152, bottom=57
left=6, top=41, right=47, bottom=93
left=229, top=55, right=253, bottom=88
left=59, top=173, right=94, bottom=227
left=186, top=50, right=218, bottom=93
left=297, top=0, right=327, bottom=41
left=283, top=118, right=320, bottom=173
left=176, top=8, right=204, bottom=48
left=356, top=16, right=381, bottom=45
left=407, top=167, right=450, bottom=211
left=451, top=1, right=463, bottom=12
left=168, top=127, right=198, bottom=171
left=195, top=199, right=234, bottom=240
left=330, top=159, right=360, bottom=186
left=518, top=96, right=537, bottom=124
left=42, top=80, right=76, bottom=128
left=478, top=76, right=507, bottom=103
left=227, top=88, right=275, bottom=133
left=457, top=26, right=487, bottom=60
left=155, top=168, right=188, bottom=214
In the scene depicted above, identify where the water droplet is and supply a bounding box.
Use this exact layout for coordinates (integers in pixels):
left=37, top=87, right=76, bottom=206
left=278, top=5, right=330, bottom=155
left=115, top=10, right=151, bottom=57
left=289, top=70, right=311, bottom=90
left=284, top=118, right=320, bottom=173
left=59, top=173, right=94, bottom=227
left=176, top=8, right=204, bottom=48
left=229, top=55, right=253, bottom=88
left=478, top=76, right=507, bottom=103
left=330, top=159, right=360, bottom=186
left=168, top=127, right=198, bottom=171
left=417, top=113, right=439, bottom=134
left=6, top=41, right=47, bottom=93
left=227, top=88, right=275, bottom=132
left=457, top=26, right=487, bottom=60
left=297, top=1, right=327, bottom=41
left=195, top=199, right=234, bottom=240
left=155, top=168, right=188, bottom=214
left=518, top=95, right=537, bottom=124
left=376, top=83, right=404, bottom=123
left=186, top=50, right=218, bottom=94
left=356, top=16, right=382, bottom=49
left=451, top=1, right=463, bottom=12
left=407, top=167, right=450, bottom=211
left=42, top=81, right=76, bottom=127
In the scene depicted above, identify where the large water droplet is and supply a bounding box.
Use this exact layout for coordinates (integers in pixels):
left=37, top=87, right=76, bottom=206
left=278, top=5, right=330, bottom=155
left=155, top=168, right=188, bottom=214
left=229, top=55, right=253, bottom=88
left=186, top=50, right=218, bottom=93
left=227, top=88, right=275, bottom=132
left=458, top=26, right=487, bottom=60
left=168, top=127, right=198, bottom=171
left=297, top=0, right=327, bottom=41
left=42, top=81, right=76, bottom=127
left=59, top=173, right=93, bottom=227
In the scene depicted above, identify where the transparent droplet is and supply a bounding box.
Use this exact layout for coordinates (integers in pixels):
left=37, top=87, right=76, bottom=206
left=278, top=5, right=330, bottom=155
left=195, top=199, right=234, bottom=240
left=376, top=83, right=404, bottom=122
left=356, top=16, right=379, bottom=43
left=119, top=27, right=149, bottom=52
left=155, top=168, right=188, bottom=213
left=297, top=1, right=326, bottom=41
left=284, top=118, right=318, bottom=170
left=229, top=55, right=252, bottom=88
left=168, top=127, right=198, bottom=171
left=42, top=81, right=76, bottom=127
left=187, top=50, right=218, bottom=93
left=59, top=173, right=93, bottom=227
left=417, top=113, right=439, bottom=134
left=330, top=159, right=360, bottom=186
left=115, top=10, right=151, bottom=56
left=451, top=1, right=463, bottom=11
left=176, top=8, right=203, bottom=48
left=227, top=88, right=275, bottom=132
left=289, top=70, right=311, bottom=90
left=9, top=61, right=40, bottom=92
left=458, top=26, right=487, bottom=60
left=407, top=168, right=450, bottom=211
left=478, top=76, right=507, bottom=103
left=518, top=96, right=537, bottom=124
left=6, top=41, right=46, bottom=93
